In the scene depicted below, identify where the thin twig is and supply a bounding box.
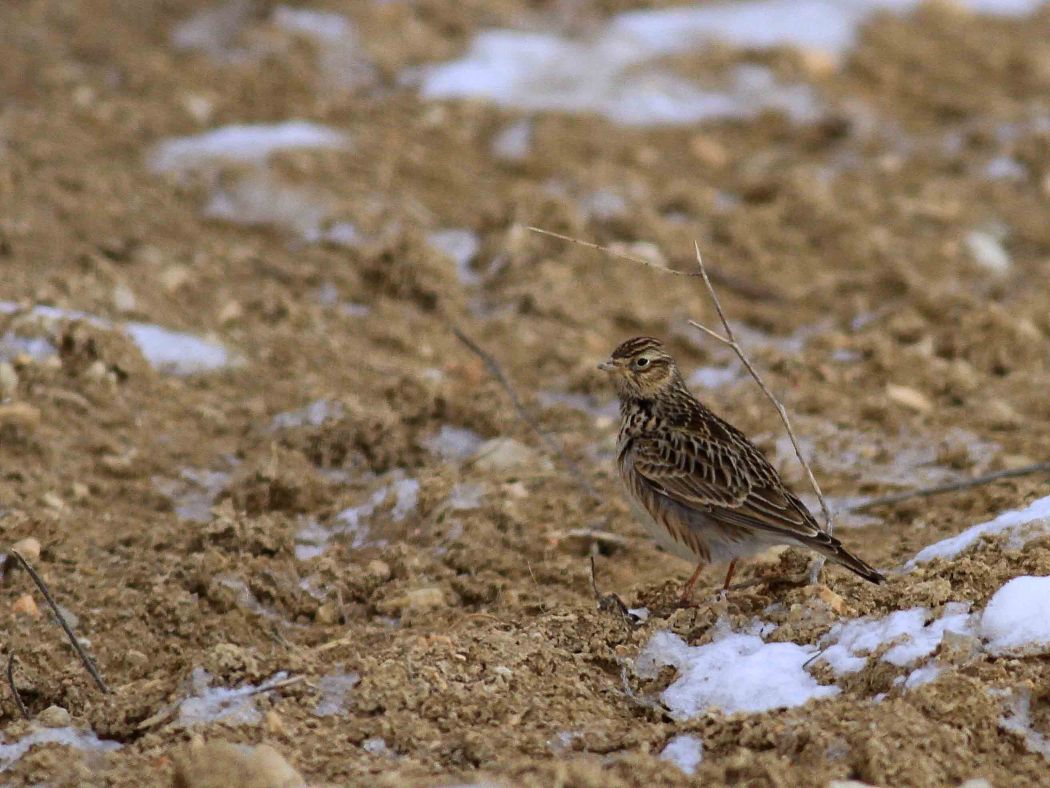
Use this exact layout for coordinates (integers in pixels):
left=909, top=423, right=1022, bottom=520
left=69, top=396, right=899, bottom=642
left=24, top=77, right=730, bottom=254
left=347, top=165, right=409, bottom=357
left=8, top=550, right=109, bottom=694
left=688, top=241, right=833, bottom=534
left=844, top=462, right=1050, bottom=513
left=527, top=226, right=786, bottom=301
left=527, top=227, right=700, bottom=277
left=452, top=325, right=600, bottom=501
left=245, top=674, right=306, bottom=697
left=7, top=653, right=29, bottom=720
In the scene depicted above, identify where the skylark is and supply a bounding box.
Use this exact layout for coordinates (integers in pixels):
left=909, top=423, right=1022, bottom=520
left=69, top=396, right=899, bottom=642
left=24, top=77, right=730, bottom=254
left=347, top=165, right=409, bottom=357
left=600, top=336, right=884, bottom=601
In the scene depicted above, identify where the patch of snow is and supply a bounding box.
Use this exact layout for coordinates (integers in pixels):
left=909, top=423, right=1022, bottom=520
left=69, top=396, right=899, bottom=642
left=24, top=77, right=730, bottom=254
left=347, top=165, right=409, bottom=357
left=177, top=668, right=288, bottom=727
left=171, top=0, right=254, bottom=60
left=391, top=478, right=420, bottom=522
left=334, top=487, right=395, bottom=549
left=492, top=118, right=533, bottom=161
left=660, top=734, right=703, bottom=775
left=579, top=190, right=629, bottom=221
left=448, top=482, right=485, bottom=511
left=362, top=737, right=391, bottom=755
left=271, top=399, right=344, bottom=431
left=903, top=662, right=941, bottom=689
left=909, top=495, right=1050, bottom=566
left=153, top=467, right=232, bottom=523
left=204, top=170, right=336, bottom=241
left=965, top=229, right=1011, bottom=274
left=979, top=576, right=1050, bottom=656
left=0, top=727, right=121, bottom=773
left=313, top=672, right=360, bottom=718
left=323, top=221, right=363, bottom=247
left=125, top=322, right=230, bottom=375
left=294, top=518, right=330, bottom=561
left=0, top=332, right=56, bottom=363
left=272, top=6, right=375, bottom=90
left=423, top=425, right=485, bottom=461
left=999, top=689, right=1050, bottom=760
left=1, top=302, right=232, bottom=376
left=427, top=229, right=481, bottom=285
left=635, top=626, right=838, bottom=719
left=688, top=363, right=741, bottom=389
left=984, top=155, right=1027, bottom=181
left=148, top=122, right=350, bottom=174
left=536, top=390, right=619, bottom=421
left=818, top=604, right=973, bottom=676
left=628, top=607, right=650, bottom=623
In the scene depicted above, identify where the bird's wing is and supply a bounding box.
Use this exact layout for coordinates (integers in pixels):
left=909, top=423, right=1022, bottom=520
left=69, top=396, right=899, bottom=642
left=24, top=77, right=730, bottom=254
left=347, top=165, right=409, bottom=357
left=631, top=429, right=825, bottom=541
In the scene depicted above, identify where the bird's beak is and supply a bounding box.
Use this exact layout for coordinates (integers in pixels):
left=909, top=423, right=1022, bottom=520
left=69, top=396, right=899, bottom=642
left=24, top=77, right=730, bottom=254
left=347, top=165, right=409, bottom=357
left=597, top=359, right=618, bottom=372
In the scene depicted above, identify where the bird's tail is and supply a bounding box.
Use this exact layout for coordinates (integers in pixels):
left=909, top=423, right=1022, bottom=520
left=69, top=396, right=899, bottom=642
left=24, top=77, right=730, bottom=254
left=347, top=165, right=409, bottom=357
left=807, top=532, right=886, bottom=585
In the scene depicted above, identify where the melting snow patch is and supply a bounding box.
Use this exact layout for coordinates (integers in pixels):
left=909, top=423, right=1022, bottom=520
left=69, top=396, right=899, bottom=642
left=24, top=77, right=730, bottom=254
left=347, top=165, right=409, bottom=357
left=448, top=482, right=485, bottom=511
left=0, top=727, right=120, bottom=772
left=492, top=118, right=533, bottom=161
left=964, top=229, right=1011, bottom=274
left=148, top=122, right=350, bottom=174
left=909, top=495, right=1050, bottom=566
left=903, top=662, right=941, bottom=690
left=427, top=229, right=481, bottom=285
left=271, top=399, right=344, bottom=431
left=313, top=672, right=360, bottom=718
left=999, top=689, right=1050, bottom=760
left=0, top=331, right=56, bottom=363
left=688, top=363, right=741, bottom=389
left=979, top=576, right=1050, bottom=656
left=153, top=467, right=232, bottom=523
left=818, top=604, right=973, bottom=675
left=660, top=734, right=703, bottom=775
left=125, top=322, right=230, bottom=375
left=635, top=626, right=837, bottom=719
left=177, top=668, right=288, bottom=727
left=423, top=425, right=485, bottom=461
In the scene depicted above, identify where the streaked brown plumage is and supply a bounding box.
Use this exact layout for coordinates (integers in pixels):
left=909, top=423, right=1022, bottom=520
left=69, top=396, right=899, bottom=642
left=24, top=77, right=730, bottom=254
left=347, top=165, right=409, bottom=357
left=600, top=336, right=884, bottom=600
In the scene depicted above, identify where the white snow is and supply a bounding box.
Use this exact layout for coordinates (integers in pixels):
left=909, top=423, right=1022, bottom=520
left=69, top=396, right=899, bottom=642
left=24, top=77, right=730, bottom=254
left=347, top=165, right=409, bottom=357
left=313, top=672, right=360, bottom=718
left=999, top=689, right=1050, bottom=760
left=448, top=482, right=485, bottom=511
left=0, top=331, right=56, bottom=363
left=125, top=322, right=230, bottom=375
left=391, top=478, right=420, bottom=522
left=688, top=363, right=741, bottom=390
left=979, top=576, right=1050, bottom=656
left=153, top=467, right=232, bottom=522
left=0, top=727, right=120, bottom=772
left=204, top=170, right=336, bottom=241
left=1, top=302, right=233, bottom=376
left=491, top=119, right=533, bottom=161
left=818, top=603, right=973, bottom=675
left=148, top=122, right=350, bottom=174
left=909, top=495, right=1050, bottom=566
left=427, top=229, right=481, bottom=285
left=272, top=6, right=375, bottom=90
left=422, top=425, right=485, bottom=461
left=660, top=734, right=703, bottom=775
left=271, top=399, right=344, bottom=430
left=177, top=668, right=288, bottom=727
left=421, top=1, right=1041, bottom=126
left=635, top=627, right=838, bottom=719
left=903, top=662, right=941, bottom=689
left=965, top=229, right=1011, bottom=274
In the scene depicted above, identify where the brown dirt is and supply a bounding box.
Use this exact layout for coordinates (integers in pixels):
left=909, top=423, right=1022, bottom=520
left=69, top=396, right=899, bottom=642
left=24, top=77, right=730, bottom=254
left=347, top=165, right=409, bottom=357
left=1, top=1, right=1049, bottom=786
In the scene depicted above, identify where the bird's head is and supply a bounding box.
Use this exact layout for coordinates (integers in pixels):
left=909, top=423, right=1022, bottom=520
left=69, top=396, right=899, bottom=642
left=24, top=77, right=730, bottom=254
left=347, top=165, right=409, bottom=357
left=599, top=336, right=680, bottom=400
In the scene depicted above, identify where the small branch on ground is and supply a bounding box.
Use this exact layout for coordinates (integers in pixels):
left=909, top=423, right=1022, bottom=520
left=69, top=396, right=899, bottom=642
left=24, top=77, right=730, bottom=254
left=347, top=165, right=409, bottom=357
left=7, top=653, right=29, bottom=720
left=8, top=550, right=109, bottom=694
left=844, top=462, right=1050, bottom=513
left=452, top=325, right=600, bottom=502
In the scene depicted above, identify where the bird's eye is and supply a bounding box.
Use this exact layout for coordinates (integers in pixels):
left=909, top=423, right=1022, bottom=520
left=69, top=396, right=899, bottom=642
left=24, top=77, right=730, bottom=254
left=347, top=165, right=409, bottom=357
left=634, top=357, right=650, bottom=369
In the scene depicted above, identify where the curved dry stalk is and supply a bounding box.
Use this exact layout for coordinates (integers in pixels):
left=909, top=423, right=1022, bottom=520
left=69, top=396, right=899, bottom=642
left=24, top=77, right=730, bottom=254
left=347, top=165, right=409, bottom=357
left=7, top=653, right=29, bottom=719
left=527, top=227, right=699, bottom=278
left=452, top=325, right=600, bottom=502
left=688, top=242, right=833, bottom=535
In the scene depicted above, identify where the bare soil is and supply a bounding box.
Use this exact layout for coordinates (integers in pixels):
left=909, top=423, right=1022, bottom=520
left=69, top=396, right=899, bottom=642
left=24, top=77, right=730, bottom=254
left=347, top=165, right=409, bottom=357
left=1, top=1, right=1049, bottom=786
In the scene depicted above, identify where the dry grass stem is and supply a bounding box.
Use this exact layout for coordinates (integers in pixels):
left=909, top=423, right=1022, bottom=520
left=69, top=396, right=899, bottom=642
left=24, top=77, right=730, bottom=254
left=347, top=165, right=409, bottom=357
left=687, top=241, right=833, bottom=536
left=845, top=462, right=1050, bottom=513
left=9, top=550, right=109, bottom=694
left=452, top=325, right=600, bottom=502
left=527, top=226, right=700, bottom=277
left=7, top=653, right=29, bottom=720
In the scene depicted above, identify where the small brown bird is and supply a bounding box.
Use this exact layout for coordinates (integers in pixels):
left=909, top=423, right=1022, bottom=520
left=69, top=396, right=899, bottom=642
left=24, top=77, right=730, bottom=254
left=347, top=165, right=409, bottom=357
left=600, top=336, right=884, bottom=601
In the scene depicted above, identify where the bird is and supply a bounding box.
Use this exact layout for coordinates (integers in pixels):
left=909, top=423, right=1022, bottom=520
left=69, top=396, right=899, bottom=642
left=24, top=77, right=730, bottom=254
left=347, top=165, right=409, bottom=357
left=599, top=336, right=884, bottom=602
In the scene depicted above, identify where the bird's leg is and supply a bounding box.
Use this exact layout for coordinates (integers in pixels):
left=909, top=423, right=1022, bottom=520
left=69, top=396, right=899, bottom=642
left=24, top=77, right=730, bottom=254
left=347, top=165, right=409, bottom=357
left=678, top=562, right=705, bottom=605
left=722, top=559, right=738, bottom=592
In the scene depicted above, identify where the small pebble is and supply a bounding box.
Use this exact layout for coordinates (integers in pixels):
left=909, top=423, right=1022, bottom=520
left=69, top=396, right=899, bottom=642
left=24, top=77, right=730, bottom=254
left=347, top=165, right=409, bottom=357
left=12, top=593, right=41, bottom=618
left=36, top=705, right=73, bottom=728
left=11, top=537, right=41, bottom=562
